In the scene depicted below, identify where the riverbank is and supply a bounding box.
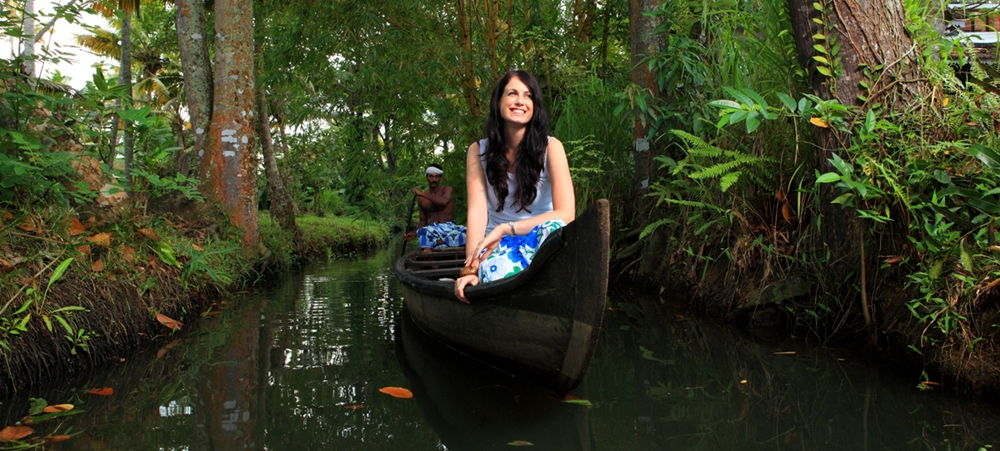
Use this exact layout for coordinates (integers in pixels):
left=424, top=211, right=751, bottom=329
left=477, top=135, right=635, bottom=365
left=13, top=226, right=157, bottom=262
left=628, top=235, right=1000, bottom=402
left=0, top=207, right=390, bottom=394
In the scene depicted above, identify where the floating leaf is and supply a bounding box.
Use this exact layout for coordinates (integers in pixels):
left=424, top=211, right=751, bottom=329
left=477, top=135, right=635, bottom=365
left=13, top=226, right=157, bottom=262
left=0, top=425, right=34, bottom=441
left=86, top=233, right=112, bottom=248
left=155, top=312, right=183, bottom=331
left=508, top=441, right=534, bottom=447
left=68, top=218, right=86, bottom=236
left=344, top=405, right=365, bottom=410
left=378, top=387, right=413, bottom=399
left=92, top=258, right=104, bottom=273
left=809, top=117, right=829, bottom=128
left=138, top=228, right=160, bottom=241
left=87, top=387, right=113, bottom=396
left=42, top=404, right=73, bottom=413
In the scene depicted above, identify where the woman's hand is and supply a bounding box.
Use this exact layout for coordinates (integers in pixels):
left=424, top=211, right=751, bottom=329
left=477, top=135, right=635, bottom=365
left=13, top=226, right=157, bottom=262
left=455, top=274, right=479, bottom=303
left=465, top=227, right=505, bottom=268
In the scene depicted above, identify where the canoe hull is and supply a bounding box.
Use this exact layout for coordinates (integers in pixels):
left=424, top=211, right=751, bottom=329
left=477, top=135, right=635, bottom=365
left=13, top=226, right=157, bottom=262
left=395, top=200, right=610, bottom=394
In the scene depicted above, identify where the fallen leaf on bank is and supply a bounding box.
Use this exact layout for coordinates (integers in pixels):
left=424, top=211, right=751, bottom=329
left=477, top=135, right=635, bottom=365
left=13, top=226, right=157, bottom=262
left=378, top=387, right=413, bottom=399
left=42, top=404, right=74, bottom=413
left=884, top=256, right=904, bottom=264
left=781, top=203, right=797, bottom=223
left=155, top=312, right=183, bottom=331
left=985, top=278, right=1000, bottom=290
left=92, top=258, right=104, bottom=273
left=508, top=440, right=534, bottom=446
left=19, top=216, right=42, bottom=234
left=86, top=233, right=111, bottom=248
left=156, top=348, right=168, bottom=359
left=122, top=245, right=135, bottom=263
left=344, top=405, right=365, bottom=410
left=1, top=212, right=11, bottom=220
left=68, top=218, right=86, bottom=236
left=740, top=379, right=748, bottom=384
left=77, top=245, right=91, bottom=256
left=193, top=244, right=204, bottom=251
left=48, top=435, right=71, bottom=443
left=990, top=245, right=1000, bottom=254
left=88, top=387, right=113, bottom=396
left=0, top=425, right=34, bottom=441
left=809, top=117, right=829, bottom=128
left=138, top=228, right=160, bottom=241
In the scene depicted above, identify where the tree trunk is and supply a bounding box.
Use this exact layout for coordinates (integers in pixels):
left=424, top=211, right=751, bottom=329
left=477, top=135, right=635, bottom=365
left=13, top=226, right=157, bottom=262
left=21, top=0, right=35, bottom=76
left=255, top=42, right=299, bottom=239
left=120, top=13, right=134, bottom=193
left=628, top=0, right=666, bottom=214
left=198, top=0, right=259, bottom=248
left=176, top=0, right=213, bottom=169
left=787, top=0, right=925, bottom=309
left=454, top=0, right=481, bottom=119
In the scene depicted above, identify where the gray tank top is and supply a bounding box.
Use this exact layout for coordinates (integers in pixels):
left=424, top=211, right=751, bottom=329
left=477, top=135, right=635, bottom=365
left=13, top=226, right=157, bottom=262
left=478, top=138, right=553, bottom=234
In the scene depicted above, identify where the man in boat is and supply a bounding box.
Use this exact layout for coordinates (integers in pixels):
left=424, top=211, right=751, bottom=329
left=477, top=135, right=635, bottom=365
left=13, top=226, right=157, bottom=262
left=404, top=164, right=467, bottom=251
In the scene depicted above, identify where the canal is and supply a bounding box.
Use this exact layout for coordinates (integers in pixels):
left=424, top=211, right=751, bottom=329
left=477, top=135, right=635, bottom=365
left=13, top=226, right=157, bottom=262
left=3, top=247, right=999, bottom=450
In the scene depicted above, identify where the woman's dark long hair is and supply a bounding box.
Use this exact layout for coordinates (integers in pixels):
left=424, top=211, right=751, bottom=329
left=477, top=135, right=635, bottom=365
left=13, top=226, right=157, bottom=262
left=483, top=70, right=550, bottom=213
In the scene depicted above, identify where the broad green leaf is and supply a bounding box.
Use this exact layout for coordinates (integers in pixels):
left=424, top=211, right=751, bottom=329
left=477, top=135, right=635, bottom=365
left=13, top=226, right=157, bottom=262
left=48, top=258, right=74, bottom=290
left=865, top=109, right=875, bottom=133
left=969, top=143, right=1000, bottom=169
left=708, top=99, right=741, bottom=109
left=816, top=66, right=832, bottom=76
left=813, top=44, right=828, bottom=54
left=831, top=192, right=854, bottom=204
left=928, top=259, right=944, bottom=281
left=776, top=92, right=797, bottom=112
left=813, top=55, right=830, bottom=65
left=960, top=241, right=974, bottom=272
left=815, top=173, right=841, bottom=184
left=746, top=113, right=762, bottom=133
left=154, top=242, right=181, bottom=267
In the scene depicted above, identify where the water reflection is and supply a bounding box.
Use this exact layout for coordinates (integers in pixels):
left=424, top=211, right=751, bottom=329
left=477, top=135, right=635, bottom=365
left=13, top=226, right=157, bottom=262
left=396, top=308, right=593, bottom=450
left=0, top=249, right=997, bottom=450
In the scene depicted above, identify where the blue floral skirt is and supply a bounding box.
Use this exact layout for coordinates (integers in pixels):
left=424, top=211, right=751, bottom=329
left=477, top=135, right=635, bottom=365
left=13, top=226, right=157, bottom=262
left=478, top=220, right=565, bottom=283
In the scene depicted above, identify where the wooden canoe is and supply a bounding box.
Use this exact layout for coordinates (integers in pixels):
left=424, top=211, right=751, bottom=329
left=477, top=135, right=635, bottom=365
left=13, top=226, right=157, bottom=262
left=393, top=199, right=610, bottom=394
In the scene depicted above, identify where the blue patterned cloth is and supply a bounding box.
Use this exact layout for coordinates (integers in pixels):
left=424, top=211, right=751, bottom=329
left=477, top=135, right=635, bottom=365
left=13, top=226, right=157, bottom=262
left=479, top=220, right=565, bottom=283
left=417, top=221, right=467, bottom=249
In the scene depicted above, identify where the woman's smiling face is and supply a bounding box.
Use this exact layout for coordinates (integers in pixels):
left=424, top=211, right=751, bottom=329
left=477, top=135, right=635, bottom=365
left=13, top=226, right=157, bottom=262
left=499, top=76, right=533, bottom=127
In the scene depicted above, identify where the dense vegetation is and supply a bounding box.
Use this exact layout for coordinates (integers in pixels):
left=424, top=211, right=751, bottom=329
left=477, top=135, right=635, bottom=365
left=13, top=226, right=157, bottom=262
left=2, top=0, right=1000, bottom=399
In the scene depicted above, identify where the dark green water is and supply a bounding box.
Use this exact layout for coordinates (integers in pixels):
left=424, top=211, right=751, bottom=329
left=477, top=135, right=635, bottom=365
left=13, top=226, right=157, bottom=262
left=3, top=247, right=1000, bottom=450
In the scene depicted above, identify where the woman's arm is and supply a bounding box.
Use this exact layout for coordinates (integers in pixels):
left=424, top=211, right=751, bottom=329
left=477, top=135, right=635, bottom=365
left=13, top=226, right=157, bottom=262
left=464, top=141, right=489, bottom=262
left=457, top=141, right=489, bottom=303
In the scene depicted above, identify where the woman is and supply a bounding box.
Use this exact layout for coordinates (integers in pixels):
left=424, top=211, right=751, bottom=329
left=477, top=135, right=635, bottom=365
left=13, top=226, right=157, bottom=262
left=455, top=70, right=575, bottom=303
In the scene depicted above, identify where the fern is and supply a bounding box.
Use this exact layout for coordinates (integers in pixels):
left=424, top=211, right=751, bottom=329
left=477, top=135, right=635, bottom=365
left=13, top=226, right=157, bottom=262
left=671, top=129, right=777, bottom=192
